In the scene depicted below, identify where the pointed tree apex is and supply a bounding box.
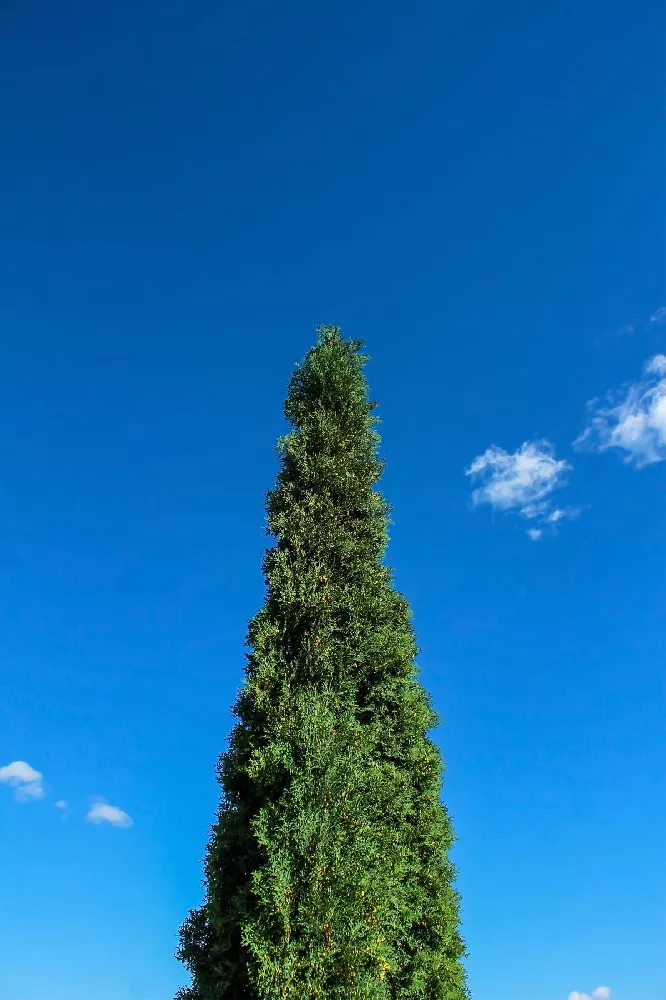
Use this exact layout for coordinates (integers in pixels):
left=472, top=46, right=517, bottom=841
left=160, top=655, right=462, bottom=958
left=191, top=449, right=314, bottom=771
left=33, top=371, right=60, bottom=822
left=314, top=325, right=365, bottom=357
left=315, top=324, right=343, bottom=343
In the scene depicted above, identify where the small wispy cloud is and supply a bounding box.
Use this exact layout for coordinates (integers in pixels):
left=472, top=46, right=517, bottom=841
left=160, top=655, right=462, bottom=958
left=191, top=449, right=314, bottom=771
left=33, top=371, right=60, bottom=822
left=595, top=305, right=666, bottom=343
left=54, top=799, right=68, bottom=810
left=569, top=987, right=610, bottom=1000
left=86, top=799, right=133, bottom=828
left=0, top=760, right=45, bottom=801
left=465, top=440, right=575, bottom=538
left=575, top=354, right=666, bottom=467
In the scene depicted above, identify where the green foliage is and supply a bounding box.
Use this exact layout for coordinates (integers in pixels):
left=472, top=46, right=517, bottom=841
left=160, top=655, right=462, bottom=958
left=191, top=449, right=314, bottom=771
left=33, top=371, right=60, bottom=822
left=176, top=327, right=468, bottom=999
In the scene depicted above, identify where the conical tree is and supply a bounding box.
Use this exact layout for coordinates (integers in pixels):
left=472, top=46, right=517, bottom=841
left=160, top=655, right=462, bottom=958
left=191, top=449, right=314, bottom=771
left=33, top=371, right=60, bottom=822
left=176, top=327, right=467, bottom=1000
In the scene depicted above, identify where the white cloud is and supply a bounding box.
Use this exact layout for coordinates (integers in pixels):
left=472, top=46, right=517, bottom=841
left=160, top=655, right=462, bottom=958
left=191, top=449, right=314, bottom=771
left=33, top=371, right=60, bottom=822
left=466, top=440, right=574, bottom=535
left=54, top=799, right=67, bottom=809
left=527, top=528, right=543, bottom=541
left=0, top=760, right=42, bottom=783
left=86, top=800, right=133, bottom=828
left=647, top=353, right=666, bottom=375
left=569, top=988, right=610, bottom=1000
left=15, top=781, right=46, bottom=802
left=575, top=354, right=666, bottom=467
left=0, top=760, right=45, bottom=801
left=650, top=305, right=666, bottom=325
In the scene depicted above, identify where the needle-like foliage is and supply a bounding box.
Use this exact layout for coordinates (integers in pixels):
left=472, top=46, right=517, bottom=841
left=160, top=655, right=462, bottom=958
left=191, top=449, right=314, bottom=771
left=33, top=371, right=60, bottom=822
left=176, top=327, right=467, bottom=1000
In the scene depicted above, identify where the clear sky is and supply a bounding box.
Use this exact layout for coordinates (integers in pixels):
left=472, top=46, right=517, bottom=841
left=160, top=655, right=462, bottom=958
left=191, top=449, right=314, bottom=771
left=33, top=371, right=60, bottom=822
left=0, top=2, right=663, bottom=999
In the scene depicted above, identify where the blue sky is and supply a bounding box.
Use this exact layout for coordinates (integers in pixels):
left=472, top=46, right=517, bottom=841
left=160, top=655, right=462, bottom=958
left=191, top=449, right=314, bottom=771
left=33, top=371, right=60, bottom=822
left=0, top=2, right=663, bottom=998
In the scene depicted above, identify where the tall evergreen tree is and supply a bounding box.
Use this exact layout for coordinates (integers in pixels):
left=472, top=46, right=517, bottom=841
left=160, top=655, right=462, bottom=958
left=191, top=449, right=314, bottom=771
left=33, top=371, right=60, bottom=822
left=176, top=327, right=467, bottom=1000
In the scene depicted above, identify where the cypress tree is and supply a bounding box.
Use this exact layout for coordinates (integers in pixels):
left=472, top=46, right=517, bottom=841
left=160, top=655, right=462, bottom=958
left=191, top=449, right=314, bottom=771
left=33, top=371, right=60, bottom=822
left=176, top=327, right=467, bottom=1000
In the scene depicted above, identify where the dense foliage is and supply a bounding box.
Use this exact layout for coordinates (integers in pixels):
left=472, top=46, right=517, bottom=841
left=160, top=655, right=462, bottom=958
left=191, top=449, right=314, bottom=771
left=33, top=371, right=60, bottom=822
left=176, top=327, right=467, bottom=1000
